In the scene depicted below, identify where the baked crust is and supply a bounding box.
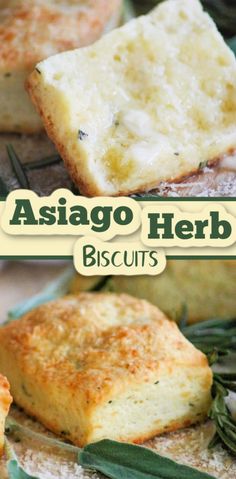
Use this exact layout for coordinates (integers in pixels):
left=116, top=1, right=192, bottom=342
left=0, top=0, right=122, bottom=133
left=0, top=375, right=12, bottom=455
left=0, top=293, right=212, bottom=446
left=69, top=260, right=236, bottom=324
left=106, top=260, right=236, bottom=323
left=0, top=0, right=122, bottom=71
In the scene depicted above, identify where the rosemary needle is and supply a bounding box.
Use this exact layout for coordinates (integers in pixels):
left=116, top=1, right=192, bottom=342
left=6, top=144, right=30, bottom=189
left=24, top=154, right=62, bottom=170
left=209, top=373, right=236, bottom=455
left=0, top=176, right=9, bottom=197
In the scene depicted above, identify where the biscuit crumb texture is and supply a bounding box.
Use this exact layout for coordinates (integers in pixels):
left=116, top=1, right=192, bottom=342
left=27, top=0, right=236, bottom=195
left=0, top=375, right=12, bottom=455
left=0, top=293, right=212, bottom=447
left=0, top=0, right=122, bottom=133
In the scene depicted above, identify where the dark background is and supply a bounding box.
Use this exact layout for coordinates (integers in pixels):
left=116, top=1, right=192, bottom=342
left=134, top=0, right=236, bottom=48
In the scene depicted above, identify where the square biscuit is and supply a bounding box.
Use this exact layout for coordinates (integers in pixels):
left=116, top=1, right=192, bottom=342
left=0, top=293, right=212, bottom=447
left=0, top=0, right=122, bottom=133
left=27, top=0, right=236, bottom=195
left=0, top=375, right=12, bottom=455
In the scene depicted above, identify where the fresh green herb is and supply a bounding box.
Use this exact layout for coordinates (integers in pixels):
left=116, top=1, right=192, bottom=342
left=0, top=176, right=9, bottom=197
left=227, top=36, right=236, bottom=55
left=5, top=427, right=218, bottom=479
left=5, top=417, right=79, bottom=455
left=180, top=312, right=236, bottom=454
left=123, top=0, right=136, bottom=22
left=7, top=460, right=39, bottom=479
left=6, top=145, right=30, bottom=189
left=209, top=373, right=236, bottom=455
left=92, top=276, right=112, bottom=292
left=201, top=0, right=236, bottom=37
left=181, top=316, right=236, bottom=357
left=132, top=192, right=162, bottom=198
left=24, top=154, right=62, bottom=171
left=79, top=439, right=216, bottom=479
left=7, top=266, right=74, bottom=321
left=5, top=438, right=40, bottom=479
left=6, top=145, right=63, bottom=188
left=134, top=1, right=236, bottom=37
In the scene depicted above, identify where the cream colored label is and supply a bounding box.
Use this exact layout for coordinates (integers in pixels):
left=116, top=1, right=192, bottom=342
left=0, top=190, right=236, bottom=275
left=73, top=238, right=166, bottom=276
left=141, top=204, right=236, bottom=248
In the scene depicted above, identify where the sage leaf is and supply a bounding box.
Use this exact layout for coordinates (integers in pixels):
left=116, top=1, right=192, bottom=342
left=79, top=440, right=216, bottom=479
left=0, top=176, right=9, bottom=197
left=7, top=460, right=39, bottom=479
left=5, top=439, right=39, bottom=479
left=6, top=417, right=79, bottom=455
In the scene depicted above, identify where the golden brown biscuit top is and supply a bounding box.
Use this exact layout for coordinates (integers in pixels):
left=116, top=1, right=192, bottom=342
left=0, top=293, right=208, bottom=405
left=0, top=374, right=12, bottom=416
left=0, top=0, right=121, bottom=71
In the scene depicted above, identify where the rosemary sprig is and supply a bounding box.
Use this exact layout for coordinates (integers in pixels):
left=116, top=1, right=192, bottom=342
left=0, top=176, right=9, bottom=197
left=180, top=312, right=236, bottom=455
left=209, top=373, right=236, bottom=455
left=6, top=145, right=63, bottom=190
left=181, top=316, right=236, bottom=357
left=24, top=154, right=62, bottom=171
left=6, top=145, right=30, bottom=189
left=7, top=266, right=74, bottom=321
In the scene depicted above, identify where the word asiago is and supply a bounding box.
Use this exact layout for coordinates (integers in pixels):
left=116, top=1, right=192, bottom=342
left=9, top=197, right=134, bottom=233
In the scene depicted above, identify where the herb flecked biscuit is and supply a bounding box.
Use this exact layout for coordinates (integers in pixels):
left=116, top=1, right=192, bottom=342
left=0, top=0, right=122, bottom=134
left=0, top=293, right=212, bottom=447
left=0, top=375, right=12, bottom=455
left=27, top=0, right=236, bottom=196
left=105, top=260, right=236, bottom=324
left=69, top=261, right=236, bottom=324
